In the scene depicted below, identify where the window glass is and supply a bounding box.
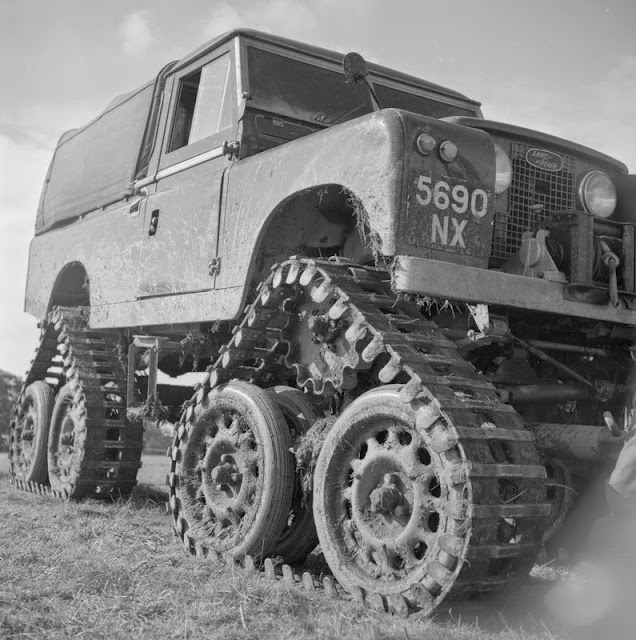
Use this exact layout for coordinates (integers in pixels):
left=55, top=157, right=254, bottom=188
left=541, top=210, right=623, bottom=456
left=169, top=53, right=232, bottom=151
left=247, top=47, right=478, bottom=125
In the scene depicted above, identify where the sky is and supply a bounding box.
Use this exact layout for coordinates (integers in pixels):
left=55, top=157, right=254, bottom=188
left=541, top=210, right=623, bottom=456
left=1, top=0, right=635, bottom=377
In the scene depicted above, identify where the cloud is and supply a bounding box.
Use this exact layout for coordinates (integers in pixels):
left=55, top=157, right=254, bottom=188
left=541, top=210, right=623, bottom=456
left=120, top=10, right=155, bottom=57
left=0, top=135, right=46, bottom=374
left=0, top=134, right=51, bottom=214
left=201, top=1, right=318, bottom=43
left=479, top=54, right=636, bottom=172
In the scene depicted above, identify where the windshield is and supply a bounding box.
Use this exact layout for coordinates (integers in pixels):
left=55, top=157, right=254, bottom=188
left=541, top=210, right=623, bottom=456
left=246, top=47, right=478, bottom=125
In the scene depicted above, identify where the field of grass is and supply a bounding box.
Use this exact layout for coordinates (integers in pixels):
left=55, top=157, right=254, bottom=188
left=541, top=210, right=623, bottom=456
left=0, top=452, right=567, bottom=639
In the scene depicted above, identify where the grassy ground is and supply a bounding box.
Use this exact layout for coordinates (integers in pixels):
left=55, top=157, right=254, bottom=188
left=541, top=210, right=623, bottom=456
left=0, top=453, right=566, bottom=640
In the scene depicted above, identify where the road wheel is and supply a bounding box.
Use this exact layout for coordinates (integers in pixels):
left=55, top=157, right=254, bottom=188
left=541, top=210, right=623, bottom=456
left=47, top=384, right=87, bottom=496
left=10, top=381, right=53, bottom=483
left=174, top=381, right=294, bottom=560
left=313, top=386, right=466, bottom=614
left=266, top=385, right=321, bottom=564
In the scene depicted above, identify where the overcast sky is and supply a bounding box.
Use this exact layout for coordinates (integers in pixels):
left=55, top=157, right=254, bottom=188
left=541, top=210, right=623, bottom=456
left=1, top=0, right=635, bottom=376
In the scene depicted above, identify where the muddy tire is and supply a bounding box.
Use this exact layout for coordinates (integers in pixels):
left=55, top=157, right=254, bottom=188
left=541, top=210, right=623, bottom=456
left=266, top=385, right=321, bottom=564
left=173, top=381, right=295, bottom=560
left=47, top=383, right=88, bottom=496
left=10, top=381, right=54, bottom=483
left=313, top=385, right=469, bottom=614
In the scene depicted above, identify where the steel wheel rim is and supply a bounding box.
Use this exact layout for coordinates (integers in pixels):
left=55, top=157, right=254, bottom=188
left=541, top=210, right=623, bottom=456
left=329, top=415, right=448, bottom=587
left=51, top=394, right=81, bottom=481
left=17, top=398, right=37, bottom=468
left=182, top=405, right=262, bottom=548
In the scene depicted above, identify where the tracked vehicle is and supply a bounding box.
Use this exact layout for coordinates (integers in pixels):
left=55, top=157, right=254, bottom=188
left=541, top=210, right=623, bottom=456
left=10, top=29, right=636, bottom=614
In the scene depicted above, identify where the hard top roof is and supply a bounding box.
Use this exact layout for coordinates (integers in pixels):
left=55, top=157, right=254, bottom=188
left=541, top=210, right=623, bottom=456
left=173, top=28, right=481, bottom=107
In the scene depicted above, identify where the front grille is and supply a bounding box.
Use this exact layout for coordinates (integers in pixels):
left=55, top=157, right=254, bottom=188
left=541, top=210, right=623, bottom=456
left=491, top=142, right=576, bottom=260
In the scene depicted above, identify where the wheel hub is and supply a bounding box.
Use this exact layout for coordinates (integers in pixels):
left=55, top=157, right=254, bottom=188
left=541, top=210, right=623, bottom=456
left=336, top=425, right=445, bottom=582
left=368, top=472, right=411, bottom=517
left=19, top=414, right=35, bottom=461
left=308, top=312, right=341, bottom=344
left=210, top=454, right=243, bottom=492
left=284, top=294, right=360, bottom=393
left=191, top=409, right=261, bottom=533
left=57, top=412, right=77, bottom=475
left=174, top=381, right=295, bottom=559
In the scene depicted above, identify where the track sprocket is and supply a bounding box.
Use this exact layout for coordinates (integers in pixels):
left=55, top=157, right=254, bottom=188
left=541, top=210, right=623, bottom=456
left=169, top=258, right=550, bottom=613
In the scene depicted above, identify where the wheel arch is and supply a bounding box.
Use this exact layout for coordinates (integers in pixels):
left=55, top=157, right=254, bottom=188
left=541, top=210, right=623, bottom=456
left=47, top=261, right=90, bottom=313
left=247, top=183, right=379, bottom=287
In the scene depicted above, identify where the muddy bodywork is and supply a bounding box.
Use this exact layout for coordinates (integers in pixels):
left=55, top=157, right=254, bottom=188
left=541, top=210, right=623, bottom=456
left=14, top=27, right=636, bottom=618
left=27, top=110, right=403, bottom=326
left=25, top=29, right=483, bottom=329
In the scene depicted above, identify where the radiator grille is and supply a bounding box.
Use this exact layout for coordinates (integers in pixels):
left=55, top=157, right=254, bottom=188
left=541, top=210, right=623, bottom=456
left=491, top=142, right=576, bottom=260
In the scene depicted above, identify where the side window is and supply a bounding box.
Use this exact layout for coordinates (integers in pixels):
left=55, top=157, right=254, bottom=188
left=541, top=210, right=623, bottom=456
left=168, top=52, right=232, bottom=152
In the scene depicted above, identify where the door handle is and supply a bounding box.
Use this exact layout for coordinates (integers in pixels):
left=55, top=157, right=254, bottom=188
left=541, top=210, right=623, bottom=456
left=148, top=209, right=160, bottom=236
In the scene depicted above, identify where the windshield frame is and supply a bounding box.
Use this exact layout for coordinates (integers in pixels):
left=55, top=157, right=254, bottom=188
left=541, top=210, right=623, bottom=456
left=238, top=38, right=483, bottom=127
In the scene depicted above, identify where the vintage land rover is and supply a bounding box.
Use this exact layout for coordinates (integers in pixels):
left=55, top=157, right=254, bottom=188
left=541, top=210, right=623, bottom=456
left=10, top=29, right=636, bottom=614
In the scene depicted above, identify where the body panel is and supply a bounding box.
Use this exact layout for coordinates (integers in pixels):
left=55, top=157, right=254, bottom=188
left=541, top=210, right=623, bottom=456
left=25, top=109, right=407, bottom=327
left=26, top=202, right=146, bottom=316
left=393, top=255, right=636, bottom=324
left=397, top=112, right=496, bottom=267
left=137, top=157, right=225, bottom=298
left=216, top=109, right=406, bottom=291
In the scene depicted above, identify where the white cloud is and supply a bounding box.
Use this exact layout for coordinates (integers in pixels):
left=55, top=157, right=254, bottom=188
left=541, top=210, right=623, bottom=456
left=120, top=10, right=155, bottom=57
left=478, top=54, right=636, bottom=172
left=0, top=135, right=46, bottom=375
left=202, top=1, right=318, bottom=43
left=0, top=135, right=51, bottom=220
left=578, top=55, right=636, bottom=167
left=202, top=2, right=243, bottom=37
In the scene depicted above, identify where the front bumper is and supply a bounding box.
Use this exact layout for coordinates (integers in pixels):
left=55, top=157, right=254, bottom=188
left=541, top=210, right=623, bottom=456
left=392, top=255, right=636, bottom=325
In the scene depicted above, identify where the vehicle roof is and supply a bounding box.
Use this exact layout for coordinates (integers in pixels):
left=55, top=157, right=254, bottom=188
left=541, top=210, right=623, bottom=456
left=173, top=28, right=481, bottom=108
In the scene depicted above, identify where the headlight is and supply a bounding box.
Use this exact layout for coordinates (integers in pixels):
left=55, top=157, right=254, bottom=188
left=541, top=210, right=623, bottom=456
left=494, top=145, right=512, bottom=195
left=579, top=171, right=617, bottom=218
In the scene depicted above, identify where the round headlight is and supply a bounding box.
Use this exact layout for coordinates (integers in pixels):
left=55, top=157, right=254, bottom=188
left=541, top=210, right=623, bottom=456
left=494, top=145, right=512, bottom=195
left=579, top=171, right=617, bottom=218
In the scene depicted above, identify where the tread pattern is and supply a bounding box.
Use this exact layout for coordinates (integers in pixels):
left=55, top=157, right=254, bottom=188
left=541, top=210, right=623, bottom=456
left=9, top=306, right=143, bottom=499
left=168, top=258, right=550, bottom=614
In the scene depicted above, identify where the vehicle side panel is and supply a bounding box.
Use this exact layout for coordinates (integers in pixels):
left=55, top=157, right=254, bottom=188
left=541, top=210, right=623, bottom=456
left=25, top=110, right=406, bottom=328
left=25, top=202, right=144, bottom=317
left=217, top=109, right=406, bottom=290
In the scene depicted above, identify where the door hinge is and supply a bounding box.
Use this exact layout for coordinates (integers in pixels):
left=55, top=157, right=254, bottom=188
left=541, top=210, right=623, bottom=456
left=208, top=257, right=221, bottom=276
left=222, top=140, right=240, bottom=160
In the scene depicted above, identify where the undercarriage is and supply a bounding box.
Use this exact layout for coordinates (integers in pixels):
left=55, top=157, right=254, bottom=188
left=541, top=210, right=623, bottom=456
left=9, top=257, right=630, bottom=615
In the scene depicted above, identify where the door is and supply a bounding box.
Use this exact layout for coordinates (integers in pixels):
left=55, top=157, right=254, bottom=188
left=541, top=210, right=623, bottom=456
left=138, top=46, right=237, bottom=299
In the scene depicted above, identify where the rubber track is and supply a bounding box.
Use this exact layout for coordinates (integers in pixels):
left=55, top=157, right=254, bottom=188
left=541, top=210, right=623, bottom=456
left=9, top=306, right=143, bottom=499
left=168, top=259, right=550, bottom=615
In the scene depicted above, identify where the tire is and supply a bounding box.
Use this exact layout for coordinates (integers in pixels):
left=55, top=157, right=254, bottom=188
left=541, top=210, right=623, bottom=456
left=313, top=385, right=468, bottom=614
left=173, top=381, right=295, bottom=560
left=47, top=383, right=88, bottom=496
left=10, top=381, right=54, bottom=483
left=266, top=386, right=321, bottom=564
